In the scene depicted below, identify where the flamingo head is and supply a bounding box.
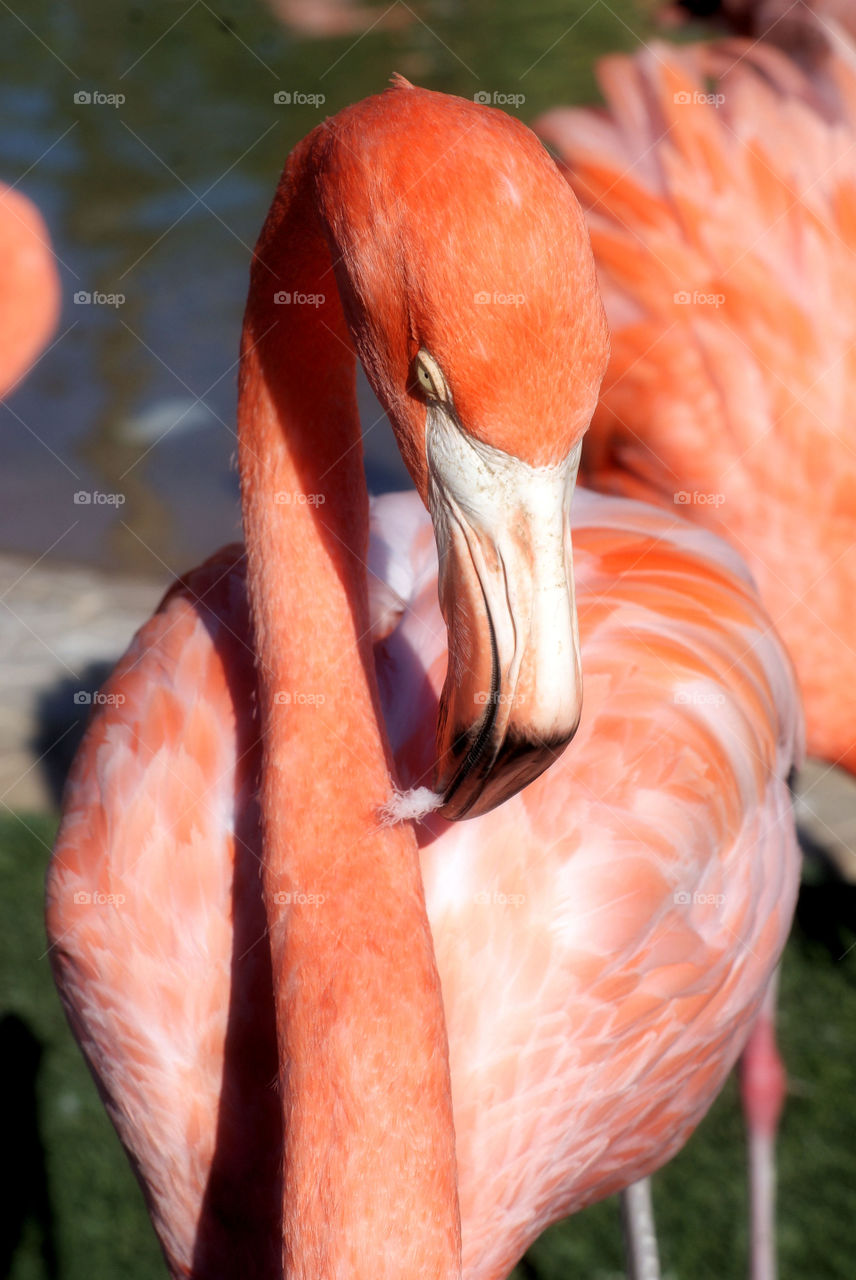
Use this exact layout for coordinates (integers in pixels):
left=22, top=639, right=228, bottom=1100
left=319, top=80, right=609, bottom=819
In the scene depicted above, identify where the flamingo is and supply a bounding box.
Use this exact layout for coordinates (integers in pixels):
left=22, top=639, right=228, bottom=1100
left=0, top=182, right=59, bottom=396
left=46, top=80, right=802, bottom=1278
left=536, top=27, right=856, bottom=1276
left=536, top=32, right=856, bottom=775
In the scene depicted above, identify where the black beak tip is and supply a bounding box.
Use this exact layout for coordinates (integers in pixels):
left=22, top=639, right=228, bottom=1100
left=437, top=725, right=578, bottom=821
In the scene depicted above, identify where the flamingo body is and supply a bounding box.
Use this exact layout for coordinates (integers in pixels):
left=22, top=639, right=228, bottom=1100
left=0, top=182, right=59, bottom=395
left=536, top=35, right=856, bottom=771
left=48, top=488, right=801, bottom=1279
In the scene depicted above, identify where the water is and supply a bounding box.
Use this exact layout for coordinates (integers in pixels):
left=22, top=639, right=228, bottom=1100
left=1, top=0, right=652, bottom=577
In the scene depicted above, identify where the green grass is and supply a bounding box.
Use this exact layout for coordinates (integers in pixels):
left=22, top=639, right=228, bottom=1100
left=2, top=812, right=853, bottom=1279
left=0, top=812, right=164, bottom=1280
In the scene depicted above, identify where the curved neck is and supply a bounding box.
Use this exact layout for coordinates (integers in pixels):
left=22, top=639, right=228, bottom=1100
left=238, top=141, right=461, bottom=1278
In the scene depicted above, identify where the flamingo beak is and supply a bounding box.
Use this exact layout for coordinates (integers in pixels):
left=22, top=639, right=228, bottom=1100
left=427, top=417, right=583, bottom=821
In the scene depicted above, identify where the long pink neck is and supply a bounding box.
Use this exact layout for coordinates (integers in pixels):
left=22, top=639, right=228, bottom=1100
left=238, top=142, right=461, bottom=1278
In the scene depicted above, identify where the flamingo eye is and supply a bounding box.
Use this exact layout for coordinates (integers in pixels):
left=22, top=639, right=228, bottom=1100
left=414, top=350, right=449, bottom=402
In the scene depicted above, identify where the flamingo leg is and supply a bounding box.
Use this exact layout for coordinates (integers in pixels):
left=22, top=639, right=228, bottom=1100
left=740, top=975, right=786, bottom=1280
left=619, top=1177, right=662, bottom=1280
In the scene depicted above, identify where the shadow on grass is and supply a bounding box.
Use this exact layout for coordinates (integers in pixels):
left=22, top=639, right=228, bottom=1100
left=0, top=1013, right=58, bottom=1278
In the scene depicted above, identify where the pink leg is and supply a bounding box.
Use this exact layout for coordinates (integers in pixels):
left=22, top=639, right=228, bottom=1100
left=739, top=973, right=786, bottom=1280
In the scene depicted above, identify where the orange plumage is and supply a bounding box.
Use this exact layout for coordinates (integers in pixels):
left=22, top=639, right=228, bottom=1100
left=538, top=33, right=856, bottom=771
left=0, top=183, right=59, bottom=396
left=47, top=83, right=802, bottom=1278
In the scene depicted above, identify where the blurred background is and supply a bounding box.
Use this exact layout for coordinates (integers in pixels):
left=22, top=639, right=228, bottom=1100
left=1, top=0, right=653, bottom=578
left=1, top=1, right=854, bottom=1278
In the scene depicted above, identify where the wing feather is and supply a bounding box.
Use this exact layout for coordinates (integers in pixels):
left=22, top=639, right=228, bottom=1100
left=49, top=498, right=801, bottom=1280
